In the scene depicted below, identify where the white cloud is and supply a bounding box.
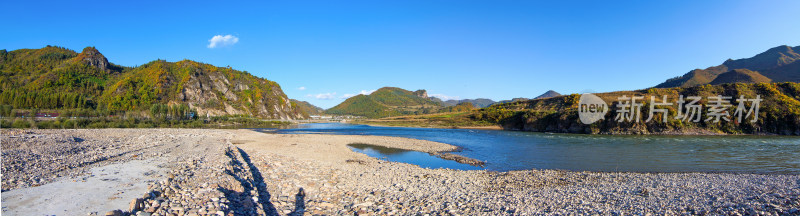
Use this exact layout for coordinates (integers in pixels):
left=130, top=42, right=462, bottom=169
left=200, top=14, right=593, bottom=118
left=306, top=92, right=337, bottom=100
left=429, top=93, right=460, bottom=101
left=298, top=86, right=306, bottom=90
left=207, top=34, right=239, bottom=48
left=341, top=89, right=376, bottom=99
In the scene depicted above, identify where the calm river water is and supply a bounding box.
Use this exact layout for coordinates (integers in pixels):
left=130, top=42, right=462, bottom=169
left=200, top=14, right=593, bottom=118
left=263, top=123, right=800, bottom=173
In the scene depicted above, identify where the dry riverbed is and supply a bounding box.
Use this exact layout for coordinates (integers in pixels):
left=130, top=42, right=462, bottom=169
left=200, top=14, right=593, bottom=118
left=2, top=129, right=799, bottom=215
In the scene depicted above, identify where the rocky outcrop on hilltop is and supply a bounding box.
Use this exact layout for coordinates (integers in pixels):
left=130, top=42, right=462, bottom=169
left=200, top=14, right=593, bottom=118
left=326, top=87, right=442, bottom=118
left=74, top=46, right=110, bottom=72
left=0, top=46, right=304, bottom=120
left=413, top=89, right=428, bottom=98
left=177, top=64, right=302, bottom=119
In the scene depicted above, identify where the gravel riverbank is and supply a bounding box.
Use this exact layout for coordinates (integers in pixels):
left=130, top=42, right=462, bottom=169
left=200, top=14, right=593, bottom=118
left=2, top=129, right=799, bottom=215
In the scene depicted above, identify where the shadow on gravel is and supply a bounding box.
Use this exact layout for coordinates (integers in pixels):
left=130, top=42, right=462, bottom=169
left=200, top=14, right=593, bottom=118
left=221, top=147, right=280, bottom=216
left=289, top=188, right=306, bottom=216
left=237, top=148, right=280, bottom=215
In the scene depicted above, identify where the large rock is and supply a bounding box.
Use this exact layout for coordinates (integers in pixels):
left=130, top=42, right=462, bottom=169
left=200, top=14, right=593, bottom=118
left=413, top=89, right=428, bottom=98
left=77, top=47, right=110, bottom=72
left=104, top=210, right=123, bottom=216
left=129, top=198, right=144, bottom=212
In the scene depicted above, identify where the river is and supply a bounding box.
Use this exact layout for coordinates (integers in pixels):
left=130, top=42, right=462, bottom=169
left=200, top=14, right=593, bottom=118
left=261, top=123, right=800, bottom=173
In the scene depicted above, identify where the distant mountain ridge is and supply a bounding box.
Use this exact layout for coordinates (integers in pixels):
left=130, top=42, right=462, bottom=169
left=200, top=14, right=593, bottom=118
left=534, top=90, right=561, bottom=99
left=492, top=90, right=561, bottom=105
left=708, top=69, right=771, bottom=85
left=325, top=87, right=441, bottom=118
left=439, top=98, right=495, bottom=108
left=496, top=98, right=530, bottom=104
left=656, top=45, right=800, bottom=88
left=290, top=99, right=324, bottom=117
left=0, top=46, right=303, bottom=119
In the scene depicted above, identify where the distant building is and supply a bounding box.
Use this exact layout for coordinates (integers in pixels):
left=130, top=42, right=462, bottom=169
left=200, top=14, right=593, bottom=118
left=309, top=115, right=332, bottom=120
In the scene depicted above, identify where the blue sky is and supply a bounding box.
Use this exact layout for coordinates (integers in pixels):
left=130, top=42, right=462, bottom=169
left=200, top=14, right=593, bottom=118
left=3, top=0, right=800, bottom=108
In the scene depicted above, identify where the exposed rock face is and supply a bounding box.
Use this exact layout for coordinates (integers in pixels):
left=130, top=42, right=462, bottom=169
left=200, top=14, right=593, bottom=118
left=178, top=64, right=303, bottom=120
left=76, top=47, right=109, bottom=72
left=1, top=46, right=304, bottom=120
left=413, top=89, right=428, bottom=98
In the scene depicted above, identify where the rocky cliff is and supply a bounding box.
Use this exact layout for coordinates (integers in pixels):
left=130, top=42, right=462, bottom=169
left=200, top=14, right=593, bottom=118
left=413, top=89, right=428, bottom=98
left=74, top=47, right=111, bottom=72
left=0, top=46, right=304, bottom=119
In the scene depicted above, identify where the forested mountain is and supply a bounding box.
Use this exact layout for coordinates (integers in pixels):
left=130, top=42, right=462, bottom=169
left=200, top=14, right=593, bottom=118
left=0, top=46, right=303, bottom=119
left=325, top=87, right=441, bottom=118
left=437, top=102, right=477, bottom=113
left=656, top=45, right=800, bottom=88
left=290, top=99, right=324, bottom=117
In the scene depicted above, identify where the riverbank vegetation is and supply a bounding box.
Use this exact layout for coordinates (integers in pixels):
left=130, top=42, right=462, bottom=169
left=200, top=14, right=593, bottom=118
left=355, top=111, right=497, bottom=129
left=468, top=82, right=800, bottom=135
left=0, top=115, right=289, bottom=129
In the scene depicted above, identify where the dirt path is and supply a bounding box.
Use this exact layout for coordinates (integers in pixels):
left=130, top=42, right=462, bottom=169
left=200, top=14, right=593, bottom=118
left=2, top=159, right=167, bottom=215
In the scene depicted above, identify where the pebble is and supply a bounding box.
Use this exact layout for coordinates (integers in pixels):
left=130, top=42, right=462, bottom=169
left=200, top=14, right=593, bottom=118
left=104, top=210, right=123, bottom=216
left=3, top=129, right=798, bottom=215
